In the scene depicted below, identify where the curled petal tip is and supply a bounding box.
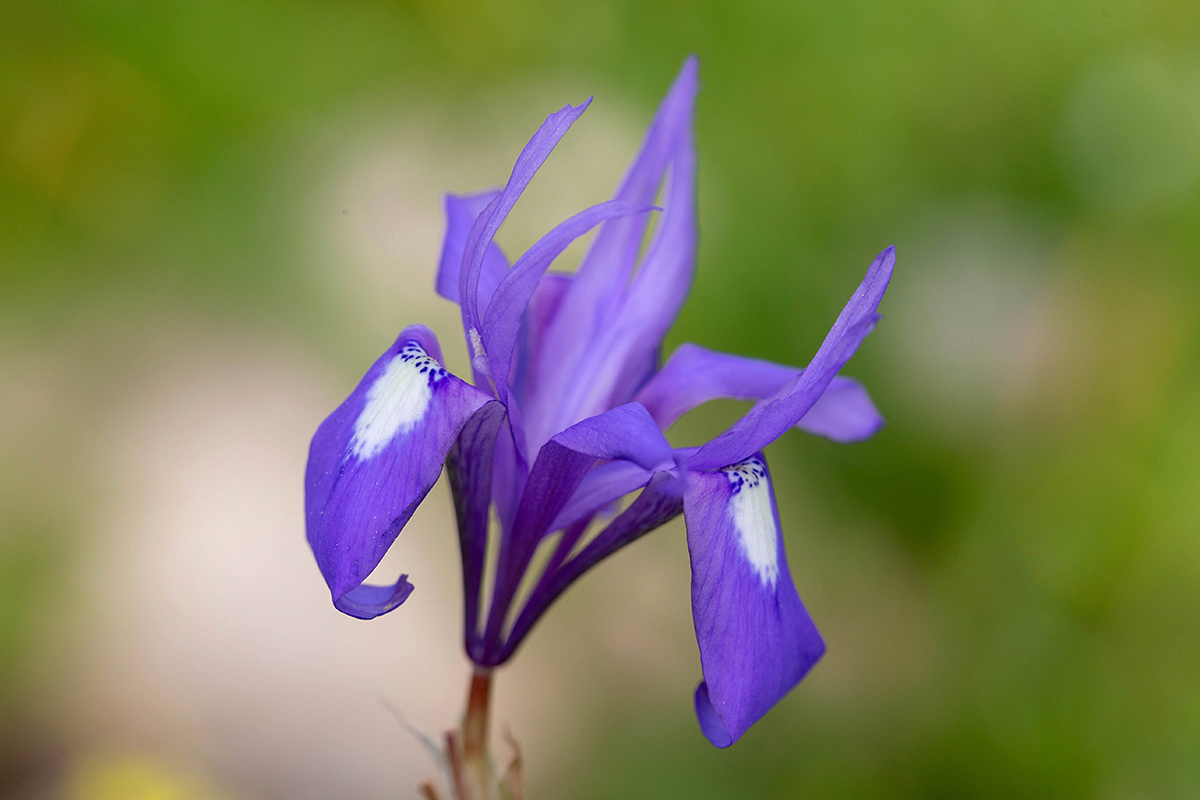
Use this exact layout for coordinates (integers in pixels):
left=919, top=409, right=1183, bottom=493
left=333, top=575, right=415, bottom=620
left=694, top=682, right=734, bottom=748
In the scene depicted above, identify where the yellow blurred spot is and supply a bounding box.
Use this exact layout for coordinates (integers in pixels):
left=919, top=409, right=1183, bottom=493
left=66, top=754, right=239, bottom=800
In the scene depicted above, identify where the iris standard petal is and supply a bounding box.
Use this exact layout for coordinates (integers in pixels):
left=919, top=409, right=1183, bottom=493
left=687, top=246, right=894, bottom=471
left=683, top=454, right=824, bottom=747
left=480, top=199, right=657, bottom=408
left=583, top=120, right=698, bottom=413
left=435, top=190, right=511, bottom=310
left=525, top=57, right=700, bottom=446
left=459, top=100, right=591, bottom=385
left=509, top=272, right=572, bottom=409
left=635, top=343, right=884, bottom=443
left=306, top=324, right=496, bottom=619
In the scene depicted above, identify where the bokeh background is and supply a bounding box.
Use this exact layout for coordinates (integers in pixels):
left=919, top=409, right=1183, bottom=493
left=4, top=1, right=1200, bottom=798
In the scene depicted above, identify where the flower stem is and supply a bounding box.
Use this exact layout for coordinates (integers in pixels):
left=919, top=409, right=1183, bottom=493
left=460, top=667, right=493, bottom=799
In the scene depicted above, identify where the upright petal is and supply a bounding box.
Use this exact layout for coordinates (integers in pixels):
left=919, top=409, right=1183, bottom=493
left=459, top=100, right=591, bottom=385
left=684, top=454, right=824, bottom=747
left=687, top=246, right=894, bottom=471
left=549, top=124, right=698, bottom=433
left=525, top=57, right=700, bottom=447
left=509, top=272, right=572, bottom=410
left=635, top=343, right=884, bottom=443
left=435, top=190, right=511, bottom=312
left=480, top=199, right=657, bottom=410
left=306, top=325, right=496, bottom=619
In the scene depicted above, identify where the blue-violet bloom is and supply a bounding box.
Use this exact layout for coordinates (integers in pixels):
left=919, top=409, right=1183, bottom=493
left=305, top=57, right=894, bottom=747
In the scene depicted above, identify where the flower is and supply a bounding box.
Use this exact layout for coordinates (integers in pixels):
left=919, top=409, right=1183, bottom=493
left=305, top=56, right=894, bottom=747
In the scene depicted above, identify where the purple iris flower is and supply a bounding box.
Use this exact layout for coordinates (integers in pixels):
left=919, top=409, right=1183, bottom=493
left=305, top=56, right=893, bottom=748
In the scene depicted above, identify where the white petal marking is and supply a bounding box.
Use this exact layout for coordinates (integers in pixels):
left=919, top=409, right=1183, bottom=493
left=723, top=458, right=779, bottom=588
left=350, top=342, right=447, bottom=460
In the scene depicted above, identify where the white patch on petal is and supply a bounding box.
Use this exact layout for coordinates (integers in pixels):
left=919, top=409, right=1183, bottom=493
left=722, top=458, right=779, bottom=589
left=467, top=327, right=491, bottom=379
left=350, top=342, right=447, bottom=460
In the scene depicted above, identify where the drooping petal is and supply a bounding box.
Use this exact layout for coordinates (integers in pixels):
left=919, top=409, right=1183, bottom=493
left=525, top=57, right=700, bottom=447
left=305, top=325, right=496, bottom=619
left=635, top=344, right=884, bottom=443
left=683, top=454, right=824, bottom=747
left=435, top=190, right=511, bottom=311
left=687, top=246, right=895, bottom=471
left=480, top=199, right=657, bottom=409
left=459, top=100, right=591, bottom=386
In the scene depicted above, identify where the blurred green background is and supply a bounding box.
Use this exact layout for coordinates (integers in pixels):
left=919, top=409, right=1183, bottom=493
left=4, top=0, right=1200, bottom=798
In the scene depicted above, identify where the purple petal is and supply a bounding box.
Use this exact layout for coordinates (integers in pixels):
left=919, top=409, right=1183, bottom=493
left=796, top=375, right=884, bottom=443
left=435, top=190, right=511, bottom=311
left=305, top=325, right=496, bottom=619
left=459, top=100, right=591, bottom=385
left=498, top=469, right=685, bottom=663
left=480, top=199, right=656, bottom=408
left=683, top=454, right=825, bottom=746
left=636, top=344, right=885, bottom=443
left=581, top=119, right=698, bottom=413
left=524, top=57, right=700, bottom=447
left=693, top=683, right=732, bottom=747
left=687, top=246, right=894, bottom=471
left=509, top=272, right=572, bottom=410
left=446, top=400, right=508, bottom=654
left=481, top=403, right=678, bottom=651
left=547, top=459, right=655, bottom=533
left=549, top=401, right=677, bottom=473
left=636, top=343, right=801, bottom=430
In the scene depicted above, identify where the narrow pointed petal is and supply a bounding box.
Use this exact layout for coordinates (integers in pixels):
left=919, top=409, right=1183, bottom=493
left=587, top=122, right=698, bottom=407
left=635, top=344, right=884, bottom=443
left=684, top=454, right=824, bottom=747
left=435, top=190, right=511, bottom=311
left=526, top=57, right=699, bottom=445
left=305, top=325, right=496, bottom=619
left=687, top=246, right=894, bottom=471
left=481, top=200, right=656, bottom=407
left=559, top=56, right=698, bottom=333
left=459, top=100, right=591, bottom=383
